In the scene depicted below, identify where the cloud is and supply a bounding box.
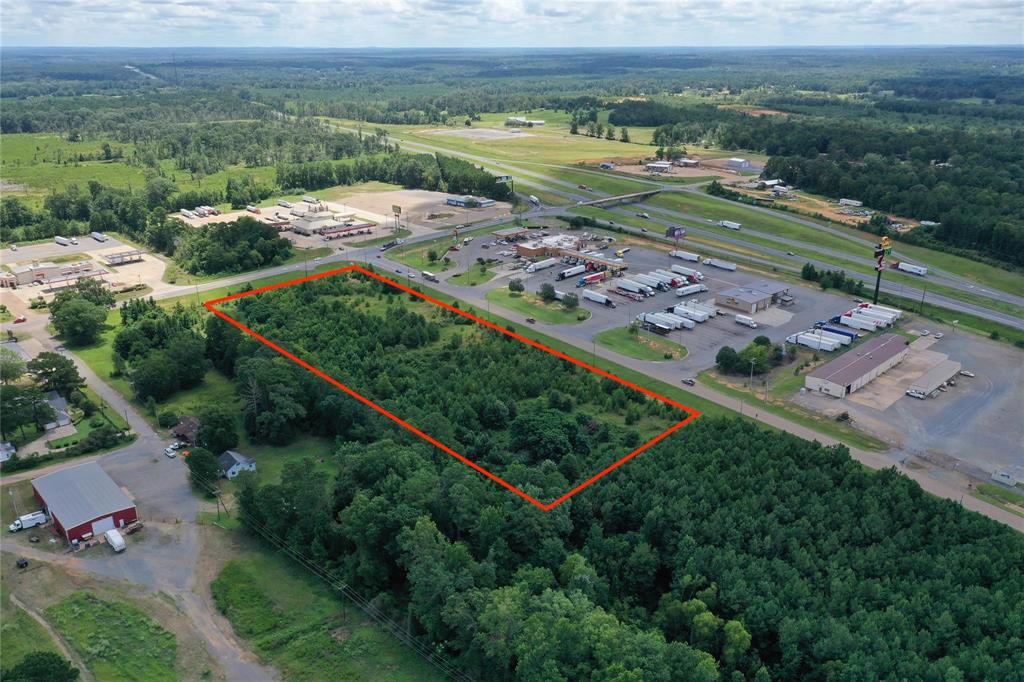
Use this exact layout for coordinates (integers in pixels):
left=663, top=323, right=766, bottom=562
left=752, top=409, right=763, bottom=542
left=0, top=0, right=1020, bottom=46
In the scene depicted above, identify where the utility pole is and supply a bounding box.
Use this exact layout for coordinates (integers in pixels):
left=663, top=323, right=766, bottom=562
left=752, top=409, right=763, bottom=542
left=918, top=282, right=928, bottom=313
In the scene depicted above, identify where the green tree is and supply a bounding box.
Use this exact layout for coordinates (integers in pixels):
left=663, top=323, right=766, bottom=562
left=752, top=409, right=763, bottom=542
left=165, top=333, right=207, bottom=389
left=1, top=652, right=79, bottom=682
left=0, top=385, right=55, bottom=439
left=0, top=346, right=26, bottom=384
left=196, top=405, right=239, bottom=453
left=130, top=351, right=179, bottom=401
left=26, top=352, right=84, bottom=395
left=722, top=620, right=752, bottom=669
left=715, top=345, right=740, bottom=373
left=508, top=278, right=525, bottom=293
left=52, top=298, right=106, bottom=345
left=539, top=283, right=557, bottom=302
left=619, top=127, right=631, bottom=143
left=605, top=126, right=616, bottom=140
left=563, top=293, right=579, bottom=310
left=185, top=447, right=221, bottom=491
left=427, top=248, right=439, bottom=263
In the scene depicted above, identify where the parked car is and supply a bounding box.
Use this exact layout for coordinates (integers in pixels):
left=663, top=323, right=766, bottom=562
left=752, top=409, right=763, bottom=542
left=959, top=370, right=975, bottom=377
left=164, top=446, right=177, bottom=458
left=934, top=332, right=944, bottom=339
left=13, top=315, right=26, bottom=324
left=920, top=330, right=930, bottom=336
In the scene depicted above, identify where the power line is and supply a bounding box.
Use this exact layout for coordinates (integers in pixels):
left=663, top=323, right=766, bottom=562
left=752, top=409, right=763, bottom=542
left=186, top=469, right=473, bottom=682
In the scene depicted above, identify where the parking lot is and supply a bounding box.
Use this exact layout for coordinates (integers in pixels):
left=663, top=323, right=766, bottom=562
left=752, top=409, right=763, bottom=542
left=431, top=230, right=858, bottom=369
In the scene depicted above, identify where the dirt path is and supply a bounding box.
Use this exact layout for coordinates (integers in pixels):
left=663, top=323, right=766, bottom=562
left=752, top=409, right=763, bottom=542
left=8, top=592, right=95, bottom=682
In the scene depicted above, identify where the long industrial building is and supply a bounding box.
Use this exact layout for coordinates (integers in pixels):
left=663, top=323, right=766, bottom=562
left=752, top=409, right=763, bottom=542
left=909, top=360, right=962, bottom=397
left=804, top=333, right=909, bottom=398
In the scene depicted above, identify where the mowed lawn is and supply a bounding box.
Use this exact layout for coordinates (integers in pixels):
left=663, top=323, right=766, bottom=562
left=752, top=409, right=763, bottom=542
left=595, top=326, right=687, bottom=361
left=211, top=552, right=444, bottom=681
left=485, top=287, right=591, bottom=324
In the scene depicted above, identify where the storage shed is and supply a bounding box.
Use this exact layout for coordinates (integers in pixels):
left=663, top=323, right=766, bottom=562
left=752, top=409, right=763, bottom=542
left=32, top=462, right=138, bottom=543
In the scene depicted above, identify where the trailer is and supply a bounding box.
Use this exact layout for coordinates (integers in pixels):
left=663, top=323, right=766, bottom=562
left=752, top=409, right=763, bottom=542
left=787, top=333, right=840, bottom=352
left=576, top=272, right=607, bottom=287
left=804, top=328, right=852, bottom=346
left=610, top=288, right=646, bottom=302
left=245, top=205, right=261, bottom=214
left=632, top=274, right=668, bottom=291
left=816, top=325, right=859, bottom=341
left=858, top=303, right=902, bottom=320
left=671, top=305, right=709, bottom=323
left=582, top=290, right=616, bottom=308
left=616, top=279, right=649, bottom=296
left=849, top=310, right=888, bottom=327
left=670, top=250, right=701, bottom=262
left=659, top=313, right=696, bottom=330
left=649, top=271, right=683, bottom=287
left=837, top=314, right=878, bottom=332
left=278, top=200, right=293, bottom=208
left=550, top=290, right=570, bottom=302
left=181, top=209, right=197, bottom=219
left=895, top=261, right=927, bottom=277
left=717, top=220, right=742, bottom=230
left=302, top=195, right=319, bottom=204
left=54, top=236, right=72, bottom=246
left=557, top=265, right=587, bottom=281
left=855, top=308, right=896, bottom=325
left=526, top=258, right=558, bottom=273
left=702, top=258, right=737, bottom=271
left=681, top=299, right=720, bottom=317
left=636, top=313, right=677, bottom=330
left=670, top=264, right=704, bottom=281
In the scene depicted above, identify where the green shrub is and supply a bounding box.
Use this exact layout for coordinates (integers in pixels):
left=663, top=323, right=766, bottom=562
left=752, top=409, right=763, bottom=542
left=157, top=410, right=179, bottom=428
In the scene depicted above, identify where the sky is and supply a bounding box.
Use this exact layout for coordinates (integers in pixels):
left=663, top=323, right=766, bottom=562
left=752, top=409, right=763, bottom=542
left=1, top=0, right=1022, bottom=48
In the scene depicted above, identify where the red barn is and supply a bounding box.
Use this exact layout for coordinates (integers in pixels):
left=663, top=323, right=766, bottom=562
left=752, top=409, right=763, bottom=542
left=32, top=462, right=138, bottom=543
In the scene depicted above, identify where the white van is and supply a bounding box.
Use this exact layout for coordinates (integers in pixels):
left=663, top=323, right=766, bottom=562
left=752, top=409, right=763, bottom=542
left=105, top=528, right=126, bottom=553
left=735, top=314, right=758, bottom=329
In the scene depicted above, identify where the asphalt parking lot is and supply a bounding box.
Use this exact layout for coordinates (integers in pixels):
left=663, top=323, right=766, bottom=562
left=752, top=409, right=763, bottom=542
left=6, top=235, right=128, bottom=261
left=436, top=232, right=861, bottom=370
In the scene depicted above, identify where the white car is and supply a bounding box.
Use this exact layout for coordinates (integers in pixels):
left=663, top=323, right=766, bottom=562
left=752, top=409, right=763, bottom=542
left=920, top=330, right=930, bottom=336
left=934, top=332, right=944, bottom=339
left=164, top=446, right=177, bottom=458
left=959, top=370, right=975, bottom=378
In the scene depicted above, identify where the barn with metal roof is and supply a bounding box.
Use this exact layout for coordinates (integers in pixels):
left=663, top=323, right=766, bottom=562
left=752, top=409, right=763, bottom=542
left=32, top=462, right=137, bottom=542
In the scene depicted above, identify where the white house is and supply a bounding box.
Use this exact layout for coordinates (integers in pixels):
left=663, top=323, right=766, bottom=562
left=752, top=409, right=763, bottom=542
left=218, top=450, right=257, bottom=480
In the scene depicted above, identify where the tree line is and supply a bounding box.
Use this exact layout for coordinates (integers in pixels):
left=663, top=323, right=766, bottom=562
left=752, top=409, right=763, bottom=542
left=201, top=273, right=1022, bottom=680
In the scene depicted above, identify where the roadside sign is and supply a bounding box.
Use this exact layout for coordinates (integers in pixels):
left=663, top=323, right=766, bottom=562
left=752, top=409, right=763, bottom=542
left=392, top=205, right=402, bottom=215
left=874, top=246, right=886, bottom=271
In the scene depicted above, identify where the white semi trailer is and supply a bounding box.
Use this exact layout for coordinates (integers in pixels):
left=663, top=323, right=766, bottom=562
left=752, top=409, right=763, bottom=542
left=669, top=250, right=701, bottom=262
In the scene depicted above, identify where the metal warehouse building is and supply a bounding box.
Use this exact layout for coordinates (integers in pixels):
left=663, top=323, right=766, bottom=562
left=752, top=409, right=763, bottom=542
left=804, top=333, right=909, bottom=398
left=717, top=280, right=792, bottom=314
left=32, top=462, right=138, bottom=543
left=909, top=360, right=962, bottom=397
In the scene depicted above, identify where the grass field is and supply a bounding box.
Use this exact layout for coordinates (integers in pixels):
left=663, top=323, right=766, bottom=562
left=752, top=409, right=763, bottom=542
left=162, top=246, right=333, bottom=285
left=485, top=287, right=591, bottom=324
left=211, top=554, right=444, bottom=681
left=595, top=326, right=687, bottom=361
left=0, top=563, right=62, bottom=672
left=46, top=591, right=178, bottom=681
left=448, top=264, right=497, bottom=286
left=972, top=483, right=1024, bottom=518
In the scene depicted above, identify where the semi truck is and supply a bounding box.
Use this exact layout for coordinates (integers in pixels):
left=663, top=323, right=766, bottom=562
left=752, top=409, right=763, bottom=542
left=670, top=250, right=701, bottom=262
left=582, top=290, right=616, bottom=308
left=650, top=271, right=684, bottom=286
left=54, top=236, right=72, bottom=246
left=895, top=261, right=927, bottom=276
left=717, top=220, right=742, bottom=230
left=671, top=306, right=709, bottom=323
left=557, top=265, right=587, bottom=281
left=637, top=312, right=686, bottom=331
left=632, top=274, right=668, bottom=292
left=526, top=258, right=558, bottom=273
left=9, top=511, right=47, bottom=532
left=703, top=258, right=737, bottom=271
left=670, top=264, right=705, bottom=281
left=806, top=328, right=851, bottom=346
left=659, top=313, right=696, bottom=330
left=858, top=303, right=902, bottom=319
left=675, top=283, right=708, bottom=297
left=576, top=272, right=607, bottom=287
left=735, top=314, right=758, bottom=329
left=619, top=279, right=655, bottom=296
left=90, top=231, right=109, bottom=242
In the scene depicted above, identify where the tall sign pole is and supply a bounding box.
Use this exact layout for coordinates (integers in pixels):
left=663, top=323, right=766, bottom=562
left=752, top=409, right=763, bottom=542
left=872, top=236, right=891, bottom=305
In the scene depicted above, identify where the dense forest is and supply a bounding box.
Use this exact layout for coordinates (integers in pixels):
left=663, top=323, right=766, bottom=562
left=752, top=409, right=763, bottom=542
left=190, top=273, right=1024, bottom=681
left=610, top=99, right=1024, bottom=267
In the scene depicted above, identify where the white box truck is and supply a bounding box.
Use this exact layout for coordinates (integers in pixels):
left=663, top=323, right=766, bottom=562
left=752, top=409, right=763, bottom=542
left=735, top=314, right=758, bottom=329
left=582, top=290, right=616, bottom=308
left=526, top=258, right=558, bottom=273
left=896, top=261, right=927, bottom=276
left=105, top=528, right=126, bottom=553
left=718, top=220, right=742, bottom=230
left=9, top=511, right=47, bottom=532
left=703, top=258, right=737, bottom=271
left=669, top=250, right=701, bottom=262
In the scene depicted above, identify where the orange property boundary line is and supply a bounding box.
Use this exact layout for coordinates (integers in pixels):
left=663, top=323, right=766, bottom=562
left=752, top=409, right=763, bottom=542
left=205, top=264, right=701, bottom=511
